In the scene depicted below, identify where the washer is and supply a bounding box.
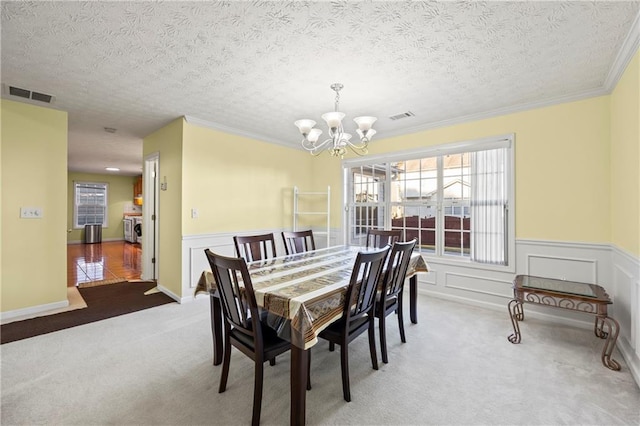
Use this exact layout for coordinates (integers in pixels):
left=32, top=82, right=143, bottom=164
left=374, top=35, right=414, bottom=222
left=132, top=216, right=143, bottom=244
left=123, top=217, right=136, bottom=243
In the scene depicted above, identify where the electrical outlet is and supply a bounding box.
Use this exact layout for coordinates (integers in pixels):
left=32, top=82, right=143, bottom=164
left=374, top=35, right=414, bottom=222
left=20, top=207, right=43, bottom=219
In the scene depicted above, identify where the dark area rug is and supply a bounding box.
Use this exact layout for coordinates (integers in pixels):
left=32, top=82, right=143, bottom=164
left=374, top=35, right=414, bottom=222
left=1, top=282, right=175, bottom=344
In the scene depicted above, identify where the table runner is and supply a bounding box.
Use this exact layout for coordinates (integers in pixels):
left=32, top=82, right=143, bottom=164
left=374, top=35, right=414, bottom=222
left=196, top=245, right=429, bottom=349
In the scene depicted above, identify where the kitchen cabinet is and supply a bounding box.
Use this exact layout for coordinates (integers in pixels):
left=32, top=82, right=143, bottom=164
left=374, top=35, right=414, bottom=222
left=133, top=175, right=143, bottom=205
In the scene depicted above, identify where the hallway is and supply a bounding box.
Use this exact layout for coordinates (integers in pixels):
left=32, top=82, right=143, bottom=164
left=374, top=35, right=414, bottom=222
left=67, top=241, right=142, bottom=287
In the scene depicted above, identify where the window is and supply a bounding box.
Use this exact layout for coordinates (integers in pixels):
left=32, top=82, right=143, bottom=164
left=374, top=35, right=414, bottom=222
left=345, top=135, right=513, bottom=267
left=74, top=182, right=108, bottom=228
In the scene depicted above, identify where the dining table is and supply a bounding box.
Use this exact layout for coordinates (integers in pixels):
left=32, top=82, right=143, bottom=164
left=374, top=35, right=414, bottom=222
left=195, top=245, right=429, bottom=425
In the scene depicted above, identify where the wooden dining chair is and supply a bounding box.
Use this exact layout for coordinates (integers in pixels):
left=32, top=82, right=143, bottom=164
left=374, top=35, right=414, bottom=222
left=376, top=239, right=417, bottom=364
left=365, top=228, right=402, bottom=248
left=204, top=249, right=291, bottom=426
left=315, top=246, right=390, bottom=402
left=233, top=233, right=277, bottom=262
left=281, top=230, right=316, bottom=255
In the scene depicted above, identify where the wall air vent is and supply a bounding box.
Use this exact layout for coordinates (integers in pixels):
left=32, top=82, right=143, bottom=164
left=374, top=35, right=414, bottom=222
left=389, top=111, right=415, bottom=121
left=3, top=84, right=55, bottom=104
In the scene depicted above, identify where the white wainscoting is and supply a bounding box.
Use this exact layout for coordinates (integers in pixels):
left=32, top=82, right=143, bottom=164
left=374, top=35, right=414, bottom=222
left=180, top=227, right=342, bottom=303
left=611, top=245, right=640, bottom=387
left=418, top=238, right=639, bottom=387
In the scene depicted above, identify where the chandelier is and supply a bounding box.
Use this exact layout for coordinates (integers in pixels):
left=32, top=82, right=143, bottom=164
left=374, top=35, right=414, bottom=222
left=294, top=83, right=377, bottom=158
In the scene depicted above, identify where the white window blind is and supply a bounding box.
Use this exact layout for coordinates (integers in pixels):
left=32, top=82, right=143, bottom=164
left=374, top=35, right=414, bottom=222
left=470, top=148, right=508, bottom=265
left=74, top=182, right=108, bottom=228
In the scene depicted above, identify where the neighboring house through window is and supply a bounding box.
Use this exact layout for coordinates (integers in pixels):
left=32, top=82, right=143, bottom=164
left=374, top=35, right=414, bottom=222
left=344, top=134, right=514, bottom=268
left=73, top=181, right=108, bottom=228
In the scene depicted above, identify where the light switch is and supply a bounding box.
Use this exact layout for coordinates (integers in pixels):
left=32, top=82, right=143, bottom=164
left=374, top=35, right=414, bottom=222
left=191, top=208, right=199, bottom=219
left=20, top=207, right=43, bottom=219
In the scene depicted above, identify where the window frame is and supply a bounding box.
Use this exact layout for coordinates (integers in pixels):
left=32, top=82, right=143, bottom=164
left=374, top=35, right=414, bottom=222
left=73, top=181, right=109, bottom=229
left=342, top=134, right=515, bottom=272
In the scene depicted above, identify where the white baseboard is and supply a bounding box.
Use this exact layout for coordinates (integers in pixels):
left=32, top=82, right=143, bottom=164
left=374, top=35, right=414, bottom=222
left=156, top=283, right=182, bottom=304
left=1, top=299, right=69, bottom=323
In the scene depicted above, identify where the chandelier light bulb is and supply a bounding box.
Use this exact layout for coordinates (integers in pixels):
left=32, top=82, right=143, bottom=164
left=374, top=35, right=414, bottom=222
left=307, top=128, right=322, bottom=143
left=354, top=116, right=377, bottom=131
left=295, top=83, right=376, bottom=157
left=321, top=112, right=345, bottom=130
left=294, top=119, right=316, bottom=136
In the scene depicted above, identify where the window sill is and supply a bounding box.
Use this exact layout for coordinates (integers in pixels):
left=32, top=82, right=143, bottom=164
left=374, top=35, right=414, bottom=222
left=421, top=253, right=515, bottom=274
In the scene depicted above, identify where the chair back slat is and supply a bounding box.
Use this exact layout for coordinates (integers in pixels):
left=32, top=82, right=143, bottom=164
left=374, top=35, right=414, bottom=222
left=282, top=230, right=316, bottom=255
left=343, top=247, right=390, bottom=325
left=366, top=229, right=402, bottom=249
left=382, top=239, right=417, bottom=300
left=233, top=233, right=277, bottom=262
left=204, top=249, right=258, bottom=336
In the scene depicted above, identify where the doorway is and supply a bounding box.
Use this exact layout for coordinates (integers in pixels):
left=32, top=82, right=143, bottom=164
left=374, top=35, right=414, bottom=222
left=142, top=153, right=159, bottom=281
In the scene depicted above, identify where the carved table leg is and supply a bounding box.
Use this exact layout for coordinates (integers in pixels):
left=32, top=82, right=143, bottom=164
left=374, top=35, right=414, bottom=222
left=599, top=316, right=621, bottom=371
left=507, top=299, right=523, bottom=344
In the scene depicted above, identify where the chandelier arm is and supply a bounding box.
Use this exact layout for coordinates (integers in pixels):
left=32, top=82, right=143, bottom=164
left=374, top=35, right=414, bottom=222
left=347, top=144, right=368, bottom=156
left=301, top=137, right=332, bottom=151
left=344, top=138, right=369, bottom=150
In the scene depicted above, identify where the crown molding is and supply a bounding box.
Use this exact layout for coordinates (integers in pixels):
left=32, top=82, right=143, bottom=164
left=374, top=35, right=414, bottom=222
left=604, top=9, right=640, bottom=91
left=182, top=115, right=297, bottom=150
left=377, top=87, right=609, bottom=141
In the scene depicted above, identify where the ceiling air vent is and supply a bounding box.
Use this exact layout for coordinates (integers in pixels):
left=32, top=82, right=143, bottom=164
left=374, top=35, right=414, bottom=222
left=389, top=111, right=415, bottom=121
left=4, top=84, right=55, bottom=104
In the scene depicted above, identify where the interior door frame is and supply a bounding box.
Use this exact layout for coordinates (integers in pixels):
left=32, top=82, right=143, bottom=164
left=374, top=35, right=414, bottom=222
left=142, top=152, right=159, bottom=281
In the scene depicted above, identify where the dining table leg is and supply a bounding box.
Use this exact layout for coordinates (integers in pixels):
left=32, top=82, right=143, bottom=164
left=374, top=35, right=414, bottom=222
left=409, top=275, right=418, bottom=324
left=209, top=291, right=223, bottom=366
left=290, top=345, right=308, bottom=425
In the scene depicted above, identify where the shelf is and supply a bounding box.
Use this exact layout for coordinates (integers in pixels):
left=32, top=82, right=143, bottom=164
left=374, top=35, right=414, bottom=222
left=293, top=186, right=330, bottom=247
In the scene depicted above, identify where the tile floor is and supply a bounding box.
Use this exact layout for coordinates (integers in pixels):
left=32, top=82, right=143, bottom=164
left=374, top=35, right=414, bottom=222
left=67, top=241, right=142, bottom=287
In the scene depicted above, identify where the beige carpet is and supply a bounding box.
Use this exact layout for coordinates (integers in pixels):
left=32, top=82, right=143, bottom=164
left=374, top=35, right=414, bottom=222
left=1, top=294, right=638, bottom=425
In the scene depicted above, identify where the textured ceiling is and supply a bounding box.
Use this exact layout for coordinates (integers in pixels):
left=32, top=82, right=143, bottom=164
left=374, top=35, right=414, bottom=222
left=2, top=1, right=639, bottom=175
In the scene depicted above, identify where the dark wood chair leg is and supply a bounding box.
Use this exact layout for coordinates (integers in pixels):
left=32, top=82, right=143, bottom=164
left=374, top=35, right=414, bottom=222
left=368, top=318, right=379, bottom=370
left=397, top=296, right=406, bottom=343
left=329, top=342, right=335, bottom=352
left=219, top=333, right=232, bottom=393
left=379, top=310, right=389, bottom=364
left=340, top=341, right=351, bottom=402
left=210, top=292, right=224, bottom=366
left=252, top=359, right=264, bottom=426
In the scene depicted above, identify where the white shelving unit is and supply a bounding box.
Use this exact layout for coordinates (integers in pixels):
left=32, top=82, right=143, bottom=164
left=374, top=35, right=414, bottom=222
left=293, top=186, right=330, bottom=247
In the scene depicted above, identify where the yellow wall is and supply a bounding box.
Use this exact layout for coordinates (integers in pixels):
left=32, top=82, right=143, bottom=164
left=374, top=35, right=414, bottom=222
left=611, top=49, right=640, bottom=257
left=1, top=100, right=68, bottom=312
left=182, top=123, right=313, bottom=235
left=143, top=118, right=184, bottom=297
left=67, top=172, right=138, bottom=242
left=355, top=96, right=612, bottom=244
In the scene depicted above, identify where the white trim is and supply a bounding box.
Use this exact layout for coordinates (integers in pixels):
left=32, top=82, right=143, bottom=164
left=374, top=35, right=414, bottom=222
left=156, top=283, right=182, bottom=304
left=1, top=299, right=69, bottom=322
left=604, top=10, right=640, bottom=91
left=517, top=238, right=612, bottom=251
left=343, top=134, right=516, bottom=271
left=183, top=115, right=295, bottom=150
left=142, top=152, right=160, bottom=281
left=343, top=133, right=513, bottom=167
left=72, top=181, right=109, bottom=229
